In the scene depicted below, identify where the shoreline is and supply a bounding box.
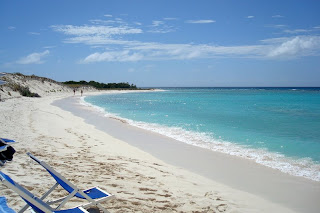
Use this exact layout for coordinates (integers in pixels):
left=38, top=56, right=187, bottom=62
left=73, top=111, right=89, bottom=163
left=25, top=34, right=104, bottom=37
left=80, top=91, right=320, bottom=182
left=0, top=91, right=318, bottom=212
left=53, top=94, right=320, bottom=213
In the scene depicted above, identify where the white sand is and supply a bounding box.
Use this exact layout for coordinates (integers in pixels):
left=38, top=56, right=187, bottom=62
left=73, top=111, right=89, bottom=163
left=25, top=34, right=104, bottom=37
left=0, top=73, right=318, bottom=212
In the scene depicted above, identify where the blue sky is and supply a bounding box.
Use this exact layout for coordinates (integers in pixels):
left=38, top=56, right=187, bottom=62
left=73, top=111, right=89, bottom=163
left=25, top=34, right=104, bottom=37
left=1, top=0, right=320, bottom=87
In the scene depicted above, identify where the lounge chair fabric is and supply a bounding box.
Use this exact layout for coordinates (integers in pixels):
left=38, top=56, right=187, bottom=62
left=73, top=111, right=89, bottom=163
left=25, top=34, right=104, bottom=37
left=53, top=208, right=88, bottom=213
left=0, top=196, right=15, bottom=213
left=0, top=138, right=16, bottom=144
left=0, top=145, right=7, bottom=152
left=81, top=187, right=109, bottom=199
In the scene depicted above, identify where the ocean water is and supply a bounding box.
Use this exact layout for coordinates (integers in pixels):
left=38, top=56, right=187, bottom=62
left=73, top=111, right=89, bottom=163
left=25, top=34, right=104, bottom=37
left=83, top=88, right=320, bottom=181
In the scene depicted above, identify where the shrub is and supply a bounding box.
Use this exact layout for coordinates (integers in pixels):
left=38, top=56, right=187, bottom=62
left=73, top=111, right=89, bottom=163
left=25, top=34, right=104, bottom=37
left=19, top=86, right=40, bottom=97
left=8, top=83, right=40, bottom=97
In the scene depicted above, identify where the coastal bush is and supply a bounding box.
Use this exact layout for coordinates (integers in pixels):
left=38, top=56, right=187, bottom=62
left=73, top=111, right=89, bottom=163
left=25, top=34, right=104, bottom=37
left=63, top=80, right=138, bottom=89
left=8, top=83, right=40, bottom=97
left=19, top=86, right=40, bottom=97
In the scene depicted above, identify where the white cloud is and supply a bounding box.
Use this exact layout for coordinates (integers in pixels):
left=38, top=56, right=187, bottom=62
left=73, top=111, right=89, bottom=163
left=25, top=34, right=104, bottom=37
left=17, top=50, right=50, bottom=64
left=79, top=42, right=266, bottom=63
left=186, top=20, right=216, bottom=24
left=272, top=15, right=284, bottom=18
left=267, top=24, right=318, bottom=35
left=247, top=16, right=254, bottom=19
left=104, top=14, right=112, bottom=17
left=51, top=25, right=142, bottom=36
left=148, top=20, right=175, bottom=33
left=79, top=35, right=320, bottom=62
left=163, top=17, right=177, bottom=21
left=266, top=24, right=287, bottom=29
left=82, top=50, right=143, bottom=63
left=283, top=29, right=311, bottom=34
left=267, top=36, right=320, bottom=58
left=28, top=32, right=40, bottom=35
left=148, top=28, right=175, bottom=34
left=281, top=26, right=320, bottom=34
left=260, top=37, right=291, bottom=44
left=43, top=46, right=56, bottom=49
left=51, top=19, right=320, bottom=62
left=8, top=26, right=16, bottom=30
left=64, top=35, right=139, bottom=45
left=152, top=21, right=164, bottom=27
left=90, top=19, right=117, bottom=25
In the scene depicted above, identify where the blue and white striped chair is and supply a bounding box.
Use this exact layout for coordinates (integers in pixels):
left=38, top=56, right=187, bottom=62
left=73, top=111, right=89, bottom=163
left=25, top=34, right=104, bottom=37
left=0, top=171, right=89, bottom=213
left=27, top=153, right=114, bottom=213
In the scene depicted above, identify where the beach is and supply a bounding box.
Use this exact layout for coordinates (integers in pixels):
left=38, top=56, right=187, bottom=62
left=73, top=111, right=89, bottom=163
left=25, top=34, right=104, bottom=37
left=1, top=0, right=319, bottom=212
left=0, top=88, right=318, bottom=212
left=0, top=75, right=319, bottom=213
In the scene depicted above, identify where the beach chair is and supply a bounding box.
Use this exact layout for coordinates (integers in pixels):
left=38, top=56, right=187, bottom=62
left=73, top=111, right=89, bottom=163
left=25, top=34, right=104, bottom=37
left=0, top=138, right=17, bottom=145
left=26, top=153, right=114, bottom=213
left=0, top=171, right=89, bottom=213
left=0, top=138, right=16, bottom=166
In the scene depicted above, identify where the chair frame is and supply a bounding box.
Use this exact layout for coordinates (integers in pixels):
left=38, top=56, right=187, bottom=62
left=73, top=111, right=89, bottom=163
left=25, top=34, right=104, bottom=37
left=26, top=152, right=114, bottom=213
left=0, top=171, right=89, bottom=213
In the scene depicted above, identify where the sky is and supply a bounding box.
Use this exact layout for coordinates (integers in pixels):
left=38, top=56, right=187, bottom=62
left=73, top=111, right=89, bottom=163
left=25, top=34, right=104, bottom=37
left=1, top=0, right=320, bottom=87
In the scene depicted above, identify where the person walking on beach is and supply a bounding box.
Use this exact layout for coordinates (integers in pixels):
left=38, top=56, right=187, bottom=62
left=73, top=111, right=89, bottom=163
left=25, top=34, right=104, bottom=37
left=81, top=89, right=83, bottom=96
left=73, top=89, right=75, bottom=95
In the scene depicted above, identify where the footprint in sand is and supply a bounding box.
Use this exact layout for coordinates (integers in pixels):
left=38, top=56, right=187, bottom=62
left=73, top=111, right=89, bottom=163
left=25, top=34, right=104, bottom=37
left=216, top=203, right=228, bottom=212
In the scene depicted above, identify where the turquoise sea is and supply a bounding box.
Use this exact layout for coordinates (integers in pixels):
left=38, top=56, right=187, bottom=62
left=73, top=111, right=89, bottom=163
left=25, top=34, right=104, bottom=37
left=83, top=88, right=320, bottom=181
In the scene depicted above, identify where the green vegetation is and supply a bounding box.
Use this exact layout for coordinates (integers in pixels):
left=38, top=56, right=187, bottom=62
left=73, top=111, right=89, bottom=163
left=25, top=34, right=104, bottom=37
left=63, top=80, right=138, bottom=90
left=8, top=83, right=40, bottom=97
left=19, top=86, right=41, bottom=97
